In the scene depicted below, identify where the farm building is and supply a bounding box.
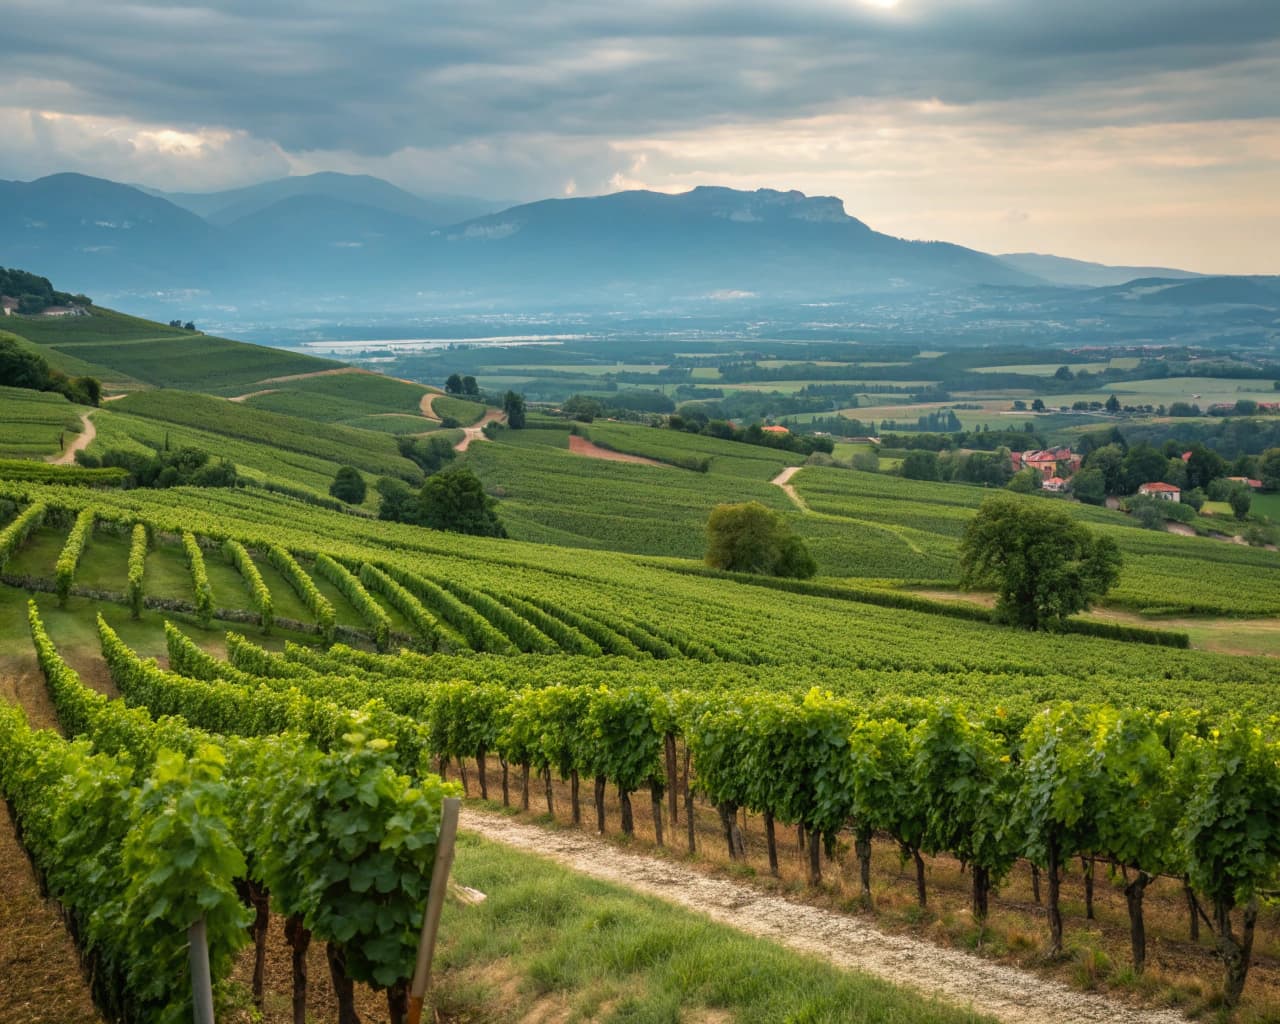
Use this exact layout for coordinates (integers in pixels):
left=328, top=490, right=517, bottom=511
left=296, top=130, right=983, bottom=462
left=761, top=424, right=789, bottom=435
left=1041, top=476, right=1069, bottom=493
left=1138, top=482, right=1181, bottom=502
left=1227, top=476, right=1264, bottom=490
left=1016, top=447, right=1081, bottom=477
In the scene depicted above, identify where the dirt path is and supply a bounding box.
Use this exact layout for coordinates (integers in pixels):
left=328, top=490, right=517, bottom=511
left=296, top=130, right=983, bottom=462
left=568, top=434, right=666, bottom=466
left=419, top=392, right=441, bottom=421
left=47, top=412, right=95, bottom=465
left=455, top=409, right=505, bottom=452
left=252, top=366, right=367, bottom=386
left=771, top=465, right=809, bottom=511
left=228, top=387, right=279, bottom=403
left=463, top=810, right=1185, bottom=1024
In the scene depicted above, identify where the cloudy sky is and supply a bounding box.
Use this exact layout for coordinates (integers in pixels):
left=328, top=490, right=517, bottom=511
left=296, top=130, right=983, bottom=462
left=3, top=0, right=1278, bottom=272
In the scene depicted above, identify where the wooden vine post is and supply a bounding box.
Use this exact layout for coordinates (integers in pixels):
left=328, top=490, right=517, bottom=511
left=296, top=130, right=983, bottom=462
left=406, top=796, right=462, bottom=1024
left=189, top=917, right=216, bottom=1024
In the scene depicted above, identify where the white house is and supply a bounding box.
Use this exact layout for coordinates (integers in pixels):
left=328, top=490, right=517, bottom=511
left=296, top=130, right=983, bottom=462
left=1138, top=482, right=1181, bottom=502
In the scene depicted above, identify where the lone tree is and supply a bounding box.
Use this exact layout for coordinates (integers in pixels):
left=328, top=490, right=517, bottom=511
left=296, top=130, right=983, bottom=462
left=444, top=373, right=463, bottom=395
left=503, top=390, right=527, bottom=429
left=960, top=495, right=1121, bottom=629
left=329, top=466, right=367, bottom=505
left=705, top=501, right=816, bottom=579
left=419, top=466, right=506, bottom=537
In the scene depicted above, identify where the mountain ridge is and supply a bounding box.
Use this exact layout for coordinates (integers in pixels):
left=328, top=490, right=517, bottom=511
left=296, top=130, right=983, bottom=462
left=0, top=171, right=1261, bottom=315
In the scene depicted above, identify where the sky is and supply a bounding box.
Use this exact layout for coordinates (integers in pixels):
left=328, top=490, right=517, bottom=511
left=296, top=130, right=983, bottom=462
left=2, top=0, right=1278, bottom=273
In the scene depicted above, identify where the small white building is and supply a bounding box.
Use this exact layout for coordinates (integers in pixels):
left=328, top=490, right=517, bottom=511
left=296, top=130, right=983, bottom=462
left=1138, top=482, right=1181, bottom=502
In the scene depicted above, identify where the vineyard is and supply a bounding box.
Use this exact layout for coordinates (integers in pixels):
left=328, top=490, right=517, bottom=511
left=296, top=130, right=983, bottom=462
left=458, top=422, right=1280, bottom=614
left=2, top=440, right=1280, bottom=1020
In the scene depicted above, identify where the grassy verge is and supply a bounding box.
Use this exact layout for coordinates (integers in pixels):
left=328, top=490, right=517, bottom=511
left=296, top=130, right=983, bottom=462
left=434, top=833, right=994, bottom=1024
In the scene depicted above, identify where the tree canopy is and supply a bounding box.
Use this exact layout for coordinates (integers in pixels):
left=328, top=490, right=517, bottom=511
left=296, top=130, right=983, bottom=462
left=704, top=501, right=816, bottom=579
left=960, top=495, right=1121, bottom=629
left=419, top=465, right=506, bottom=537
left=503, top=390, right=526, bottom=429
left=329, top=466, right=367, bottom=505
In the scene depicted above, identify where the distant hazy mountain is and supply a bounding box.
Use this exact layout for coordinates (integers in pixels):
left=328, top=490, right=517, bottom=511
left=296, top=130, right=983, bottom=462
left=1091, top=276, right=1280, bottom=307
left=148, top=172, right=503, bottom=227
left=9, top=172, right=1272, bottom=318
left=998, top=252, right=1201, bottom=287
left=0, top=172, right=221, bottom=291
left=427, top=187, right=1038, bottom=299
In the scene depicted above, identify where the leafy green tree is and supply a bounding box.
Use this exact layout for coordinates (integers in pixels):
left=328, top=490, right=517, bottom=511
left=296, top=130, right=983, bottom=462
left=503, top=390, right=526, bottom=429
left=418, top=466, right=506, bottom=537
left=960, top=495, right=1122, bottom=629
left=1185, top=444, right=1226, bottom=491
left=1072, top=467, right=1106, bottom=506
left=329, top=466, right=367, bottom=505
left=444, top=373, right=463, bottom=395
left=563, top=395, right=605, bottom=422
left=900, top=449, right=939, bottom=481
left=462, top=375, right=479, bottom=396
left=1260, top=448, right=1280, bottom=492
left=704, top=501, right=815, bottom=579
left=1105, top=393, right=1121, bottom=413
left=1229, top=482, right=1253, bottom=520
left=1122, top=442, right=1170, bottom=494
left=1006, top=467, right=1039, bottom=493
left=1031, top=398, right=1046, bottom=412
left=375, top=476, right=418, bottom=523
left=1083, top=443, right=1125, bottom=494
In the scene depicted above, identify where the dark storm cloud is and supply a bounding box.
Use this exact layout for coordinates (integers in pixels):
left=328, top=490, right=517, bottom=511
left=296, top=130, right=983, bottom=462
left=2, top=0, right=1278, bottom=158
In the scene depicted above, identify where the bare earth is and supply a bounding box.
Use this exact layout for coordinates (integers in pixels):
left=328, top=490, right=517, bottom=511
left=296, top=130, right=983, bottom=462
left=568, top=434, right=666, bottom=466
left=463, top=810, right=1187, bottom=1024
left=771, top=465, right=809, bottom=510
left=455, top=410, right=505, bottom=452
left=46, top=411, right=95, bottom=465
left=419, top=392, right=441, bottom=421
left=228, top=388, right=280, bottom=403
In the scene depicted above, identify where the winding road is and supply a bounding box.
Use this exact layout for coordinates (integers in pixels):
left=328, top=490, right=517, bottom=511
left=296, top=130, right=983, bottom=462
left=48, top=412, right=95, bottom=466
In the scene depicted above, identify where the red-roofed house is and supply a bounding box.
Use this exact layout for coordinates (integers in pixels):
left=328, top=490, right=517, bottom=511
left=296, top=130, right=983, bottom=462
left=1041, top=476, right=1069, bottom=493
left=761, top=425, right=789, bottom=435
left=1227, top=476, right=1264, bottom=490
left=1018, top=446, right=1081, bottom=478
left=1138, top=482, right=1181, bottom=502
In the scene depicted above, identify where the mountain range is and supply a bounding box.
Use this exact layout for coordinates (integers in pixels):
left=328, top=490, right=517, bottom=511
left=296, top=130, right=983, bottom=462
left=5, top=170, right=1272, bottom=318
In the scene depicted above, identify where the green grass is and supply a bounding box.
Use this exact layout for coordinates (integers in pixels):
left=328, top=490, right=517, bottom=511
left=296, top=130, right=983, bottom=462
left=89, top=408, right=383, bottom=509
left=1053, top=377, right=1280, bottom=409
left=144, top=539, right=199, bottom=603
left=434, top=395, right=487, bottom=425
left=1250, top=493, right=1280, bottom=520
left=436, top=833, right=994, bottom=1024
left=74, top=527, right=131, bottom=592
left=0, top=386, right=86, bottom=459
left=304, top=558, right=371, bottom=629
left=4, top=525, right=66, bottom=578
left=248, top=549, right=314, bottom=625
left=5, top=308, right=340, bottom=393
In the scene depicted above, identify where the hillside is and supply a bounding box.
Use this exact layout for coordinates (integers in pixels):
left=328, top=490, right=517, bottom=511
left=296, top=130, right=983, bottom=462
left=149, top=171, right=503, bottom=227
left=0, top=174, right=1045, bottom=311
left=1, top=302, right=341, bottom=392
